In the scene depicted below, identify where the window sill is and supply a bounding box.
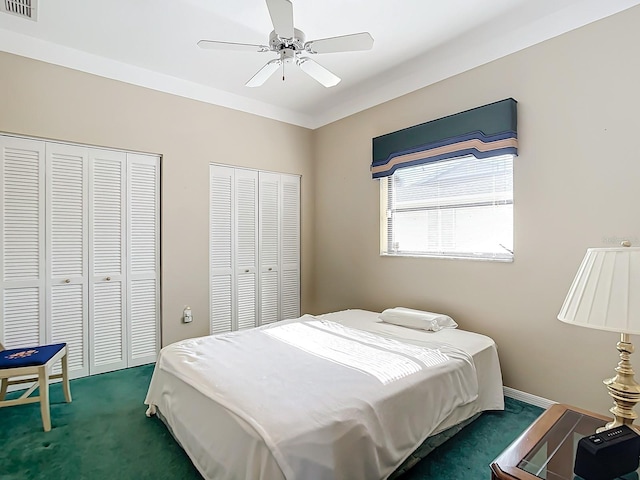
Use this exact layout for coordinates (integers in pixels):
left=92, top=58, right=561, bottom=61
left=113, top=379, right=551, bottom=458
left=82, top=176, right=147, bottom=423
left=380, top=252, right=513, bottom=263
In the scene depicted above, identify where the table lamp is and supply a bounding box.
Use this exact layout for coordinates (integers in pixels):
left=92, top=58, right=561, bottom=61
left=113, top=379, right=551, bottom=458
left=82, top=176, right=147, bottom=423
left=557, top=241, right=640, bottom=432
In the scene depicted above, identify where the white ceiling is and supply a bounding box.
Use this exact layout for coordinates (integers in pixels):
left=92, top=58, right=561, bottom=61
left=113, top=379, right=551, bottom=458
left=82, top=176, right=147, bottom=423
left=1, top=0, right=638, bottom=129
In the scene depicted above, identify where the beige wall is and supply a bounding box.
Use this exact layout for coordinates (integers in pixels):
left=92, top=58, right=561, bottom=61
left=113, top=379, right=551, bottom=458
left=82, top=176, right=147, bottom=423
left=0, top=51, right=315, bottom=347
left=312, top=5, right=640, bottom=415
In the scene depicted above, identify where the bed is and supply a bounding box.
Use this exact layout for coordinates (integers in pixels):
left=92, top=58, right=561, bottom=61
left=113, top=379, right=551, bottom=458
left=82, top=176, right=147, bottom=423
left=144, top=309, right=504, bottom=480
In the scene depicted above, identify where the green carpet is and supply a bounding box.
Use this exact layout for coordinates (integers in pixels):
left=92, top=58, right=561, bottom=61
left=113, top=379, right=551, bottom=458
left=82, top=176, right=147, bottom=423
left=0, top=364, right=543, bottom=480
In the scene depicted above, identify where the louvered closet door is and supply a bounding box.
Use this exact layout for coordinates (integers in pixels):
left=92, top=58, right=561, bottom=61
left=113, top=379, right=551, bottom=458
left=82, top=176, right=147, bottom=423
left=127, top=153, right=159, bottom=367
left=210, top=165, right=234, bottom=334
left=235, top=169, right=258, bottom=330
left=280, top=174, right=300, bottom=320
left=259, top=172, right=280, bottom=326
left=46, top=143, right=89, bottom=378
left=89, top=149, right=126, bottom=374
left=0, top=136, right=46, bottom=349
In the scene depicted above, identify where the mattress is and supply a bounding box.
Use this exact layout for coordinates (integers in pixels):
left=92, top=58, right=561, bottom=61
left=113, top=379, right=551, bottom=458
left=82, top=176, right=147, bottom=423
left=145, top=309, right=504, bottom=480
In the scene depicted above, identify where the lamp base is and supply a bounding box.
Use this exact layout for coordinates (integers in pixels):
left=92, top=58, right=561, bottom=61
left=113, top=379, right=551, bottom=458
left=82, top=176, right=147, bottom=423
left=597, top=333, right=640, bottom=433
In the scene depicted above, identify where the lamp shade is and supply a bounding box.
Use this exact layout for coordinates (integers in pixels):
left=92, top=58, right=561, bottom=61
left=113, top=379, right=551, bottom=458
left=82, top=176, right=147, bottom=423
left=558, top=247, right=640, bottom=335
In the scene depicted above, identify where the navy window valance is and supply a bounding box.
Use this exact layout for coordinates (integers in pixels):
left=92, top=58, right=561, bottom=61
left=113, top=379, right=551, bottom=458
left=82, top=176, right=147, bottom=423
left=371, top=98, right=518, bottom=179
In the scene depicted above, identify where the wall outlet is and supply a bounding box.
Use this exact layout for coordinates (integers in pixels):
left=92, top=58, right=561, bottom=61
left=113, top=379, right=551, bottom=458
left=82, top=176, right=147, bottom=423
left=183, top=306, right=193, bottom=323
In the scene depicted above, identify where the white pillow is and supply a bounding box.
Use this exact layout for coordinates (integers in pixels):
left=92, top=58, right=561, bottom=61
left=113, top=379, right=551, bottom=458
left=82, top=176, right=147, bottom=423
left=379, top=307, right=458, bottom=332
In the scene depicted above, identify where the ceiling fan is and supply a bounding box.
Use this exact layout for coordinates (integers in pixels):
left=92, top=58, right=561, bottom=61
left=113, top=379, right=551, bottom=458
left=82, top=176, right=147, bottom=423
left=197, top=0, right=374, bottom=88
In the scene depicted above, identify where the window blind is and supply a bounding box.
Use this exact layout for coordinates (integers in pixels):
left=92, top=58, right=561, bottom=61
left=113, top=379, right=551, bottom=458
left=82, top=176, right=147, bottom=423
left=383, top=154, right=513, bottom=260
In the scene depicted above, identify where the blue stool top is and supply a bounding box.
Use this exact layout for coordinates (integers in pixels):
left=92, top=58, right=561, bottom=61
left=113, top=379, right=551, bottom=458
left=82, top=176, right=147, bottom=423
left=0, top=343, right=66, bottom=369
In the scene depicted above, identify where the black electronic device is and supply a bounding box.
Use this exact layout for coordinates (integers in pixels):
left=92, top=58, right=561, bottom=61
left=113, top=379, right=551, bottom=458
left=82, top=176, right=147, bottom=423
left=574, top=425, right=640, bottom=480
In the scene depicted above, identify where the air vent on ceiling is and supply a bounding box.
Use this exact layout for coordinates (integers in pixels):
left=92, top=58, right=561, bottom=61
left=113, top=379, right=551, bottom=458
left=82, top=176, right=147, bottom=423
left=2, top=0, right=37, bottom=21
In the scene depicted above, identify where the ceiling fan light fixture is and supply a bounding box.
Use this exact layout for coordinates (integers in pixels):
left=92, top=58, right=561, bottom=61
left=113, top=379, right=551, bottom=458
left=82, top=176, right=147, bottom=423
left=198, top=0, right=373, bottom=88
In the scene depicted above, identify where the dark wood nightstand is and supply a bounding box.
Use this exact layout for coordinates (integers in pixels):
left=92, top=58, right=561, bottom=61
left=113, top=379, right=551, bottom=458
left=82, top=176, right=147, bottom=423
left=490, top=403, right=640, bottom=480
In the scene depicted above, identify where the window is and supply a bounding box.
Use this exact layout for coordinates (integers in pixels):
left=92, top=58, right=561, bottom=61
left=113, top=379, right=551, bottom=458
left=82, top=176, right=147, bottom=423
left=381, top=154, right=513, bottom=261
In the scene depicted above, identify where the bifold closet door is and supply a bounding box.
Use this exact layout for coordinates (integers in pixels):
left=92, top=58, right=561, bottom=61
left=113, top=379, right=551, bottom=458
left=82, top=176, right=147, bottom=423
left=209, top=166, right=259, bottom=333
left=258, top=172, right=280, bottom=326
left=234, top=169, right=258, bottom=330
left=210, top=165, right=234, bottom=334
left=2, top=135, right=159, bottom=378
left=127, top=153, right=160, bottom=367
left=280, top=174, right=300, bottom=321
left=0, top=136, right=46, bottom=349
left=89, top=149, right=126, bottom=375
left=46, top=143, right=89, bottom=378
left=259, top=173, right=300, bottom=325
left=210, top=165, right=299, bottom=334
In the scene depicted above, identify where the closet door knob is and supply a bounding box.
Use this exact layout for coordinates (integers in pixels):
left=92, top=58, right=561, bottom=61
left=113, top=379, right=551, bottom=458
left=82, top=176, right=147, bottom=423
left=64, top=279, right=71, bottom=284
left=106, top=277, right=111, bottom=281
left=268, top=267, right=273, bottom=271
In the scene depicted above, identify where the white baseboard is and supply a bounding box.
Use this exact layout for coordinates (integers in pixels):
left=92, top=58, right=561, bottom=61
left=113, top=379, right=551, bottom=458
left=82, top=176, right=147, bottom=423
left=503, top=386, right=557, bottom=410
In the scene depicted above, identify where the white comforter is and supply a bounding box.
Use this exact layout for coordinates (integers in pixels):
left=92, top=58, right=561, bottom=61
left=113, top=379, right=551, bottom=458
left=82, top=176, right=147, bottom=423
left=148, top=313, right=480, bottom=480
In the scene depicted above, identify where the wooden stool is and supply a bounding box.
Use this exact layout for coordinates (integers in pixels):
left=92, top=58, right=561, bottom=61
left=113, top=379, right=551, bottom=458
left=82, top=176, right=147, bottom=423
left=0, top=342, right=72, bottom=431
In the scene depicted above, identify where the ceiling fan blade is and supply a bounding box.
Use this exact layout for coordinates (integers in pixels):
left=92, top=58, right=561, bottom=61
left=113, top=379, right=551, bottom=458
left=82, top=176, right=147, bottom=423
left=305, top=32, right=374, bottom=54
left=197, top=40, right=269, bottom=53
left=246, top=59, right=282, bottom=87
left=266, top=0, right=294, bottom=39
left=298, top=58, right=340, bottom=88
